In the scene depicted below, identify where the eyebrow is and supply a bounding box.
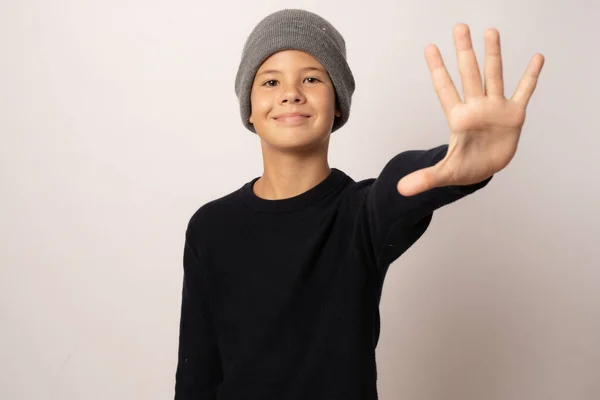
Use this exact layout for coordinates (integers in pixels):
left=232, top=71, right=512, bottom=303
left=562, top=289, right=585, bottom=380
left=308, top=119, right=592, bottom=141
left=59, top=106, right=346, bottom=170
left=256, top=66, right=326, bottom=77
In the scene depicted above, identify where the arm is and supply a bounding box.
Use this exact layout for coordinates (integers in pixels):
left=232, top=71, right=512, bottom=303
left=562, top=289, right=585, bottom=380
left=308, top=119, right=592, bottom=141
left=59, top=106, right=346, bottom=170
left=360, top=144, right=492, bottom=275
left=174, top=230, right=223, bottom=399
left=360, top=22, right=543, bottom=277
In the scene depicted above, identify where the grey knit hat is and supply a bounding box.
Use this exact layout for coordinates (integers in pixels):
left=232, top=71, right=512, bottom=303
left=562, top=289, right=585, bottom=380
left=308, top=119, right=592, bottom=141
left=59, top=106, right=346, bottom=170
left=234, top=9, right=355, bottom=134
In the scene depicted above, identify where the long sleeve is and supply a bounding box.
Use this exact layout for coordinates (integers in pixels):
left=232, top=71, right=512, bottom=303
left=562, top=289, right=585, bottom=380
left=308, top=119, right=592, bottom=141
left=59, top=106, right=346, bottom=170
left=174, top=230, right=223, bottom=399
left=360, top=144, right=493, bottom=277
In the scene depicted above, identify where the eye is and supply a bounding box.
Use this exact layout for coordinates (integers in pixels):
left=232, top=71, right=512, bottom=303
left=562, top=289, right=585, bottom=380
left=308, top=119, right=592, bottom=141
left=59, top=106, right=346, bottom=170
left=262, top=79, right=279, bottom=87
left=304, top=77, right=321, bottom=84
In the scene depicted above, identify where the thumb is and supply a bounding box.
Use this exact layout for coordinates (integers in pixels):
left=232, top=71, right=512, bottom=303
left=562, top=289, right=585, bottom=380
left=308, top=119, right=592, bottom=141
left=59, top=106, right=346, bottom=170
left=397, top=166, right=443, bottom=197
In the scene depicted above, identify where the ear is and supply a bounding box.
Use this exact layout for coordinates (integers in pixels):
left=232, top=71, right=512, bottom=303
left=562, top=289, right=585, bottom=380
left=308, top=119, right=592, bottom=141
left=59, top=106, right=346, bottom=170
left=334, top=97, right=341, bottom=118
left=249, top=114, right=253, bottom=124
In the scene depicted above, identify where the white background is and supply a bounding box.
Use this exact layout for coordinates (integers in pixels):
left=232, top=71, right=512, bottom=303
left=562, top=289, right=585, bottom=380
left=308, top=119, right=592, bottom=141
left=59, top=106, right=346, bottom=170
left=1, top=0, right=599, bottom=399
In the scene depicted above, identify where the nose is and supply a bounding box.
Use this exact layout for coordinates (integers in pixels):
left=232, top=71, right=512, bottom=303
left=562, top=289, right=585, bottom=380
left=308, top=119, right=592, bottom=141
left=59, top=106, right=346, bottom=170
left=279, top=82, right=306, bottom=105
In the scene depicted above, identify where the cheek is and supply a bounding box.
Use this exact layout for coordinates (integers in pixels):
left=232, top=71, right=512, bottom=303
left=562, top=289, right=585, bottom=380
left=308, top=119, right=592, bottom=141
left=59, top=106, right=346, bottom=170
left=250, top=92, right=271, bottom=115
left=313, top=88, right=337, bottom=113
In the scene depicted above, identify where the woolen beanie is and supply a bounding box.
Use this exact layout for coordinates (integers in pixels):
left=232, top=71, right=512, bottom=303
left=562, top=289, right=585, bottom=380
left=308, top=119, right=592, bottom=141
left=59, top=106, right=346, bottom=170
left=234, top=9, right=355, bottom=134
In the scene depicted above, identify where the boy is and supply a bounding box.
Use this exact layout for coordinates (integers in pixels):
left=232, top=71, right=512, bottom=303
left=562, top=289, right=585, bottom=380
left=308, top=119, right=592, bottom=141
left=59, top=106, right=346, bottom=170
left=174, top=9, right=544, bottom=400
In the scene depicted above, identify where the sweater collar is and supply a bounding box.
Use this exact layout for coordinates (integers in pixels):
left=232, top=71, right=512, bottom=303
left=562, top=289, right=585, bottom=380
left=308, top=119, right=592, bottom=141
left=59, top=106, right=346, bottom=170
left=241, top=168, right=348, bottom=213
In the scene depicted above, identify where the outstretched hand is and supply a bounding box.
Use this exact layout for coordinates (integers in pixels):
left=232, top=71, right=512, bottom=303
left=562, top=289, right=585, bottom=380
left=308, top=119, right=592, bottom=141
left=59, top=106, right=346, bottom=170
left=397, top=24, right=545, bottom=197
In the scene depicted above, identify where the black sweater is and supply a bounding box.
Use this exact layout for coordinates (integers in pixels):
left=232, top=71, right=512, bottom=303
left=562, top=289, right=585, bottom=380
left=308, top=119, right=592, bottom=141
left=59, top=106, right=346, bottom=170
left=174, top=144, right=492, bottom=399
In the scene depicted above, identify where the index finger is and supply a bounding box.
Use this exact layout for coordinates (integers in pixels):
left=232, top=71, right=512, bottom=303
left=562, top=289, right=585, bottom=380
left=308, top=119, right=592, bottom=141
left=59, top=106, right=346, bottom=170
left=425, top=44, right=462, bottom=120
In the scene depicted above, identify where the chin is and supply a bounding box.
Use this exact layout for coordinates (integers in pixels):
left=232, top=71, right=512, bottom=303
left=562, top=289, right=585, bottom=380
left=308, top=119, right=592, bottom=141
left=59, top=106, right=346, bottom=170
left=259, top=126, right=331, bottom=151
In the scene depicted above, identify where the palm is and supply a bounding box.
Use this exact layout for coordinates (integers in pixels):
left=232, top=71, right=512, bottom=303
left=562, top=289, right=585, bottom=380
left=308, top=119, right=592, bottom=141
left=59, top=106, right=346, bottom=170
left=398, top=24, right=545, bottom=196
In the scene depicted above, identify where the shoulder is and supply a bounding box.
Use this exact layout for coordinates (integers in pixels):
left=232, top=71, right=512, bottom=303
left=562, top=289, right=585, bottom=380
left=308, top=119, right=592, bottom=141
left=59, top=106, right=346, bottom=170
left=185, top=183, right=247, bottom=237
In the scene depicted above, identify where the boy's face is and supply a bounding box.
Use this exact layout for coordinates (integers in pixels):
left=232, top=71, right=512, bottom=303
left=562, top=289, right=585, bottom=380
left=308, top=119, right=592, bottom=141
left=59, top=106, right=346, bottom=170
left=249, top=50, right=340, bottom=149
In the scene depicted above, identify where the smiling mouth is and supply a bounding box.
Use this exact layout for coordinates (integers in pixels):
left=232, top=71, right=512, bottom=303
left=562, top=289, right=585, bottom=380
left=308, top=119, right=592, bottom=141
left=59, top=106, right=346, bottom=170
left=274, top=115, right=310, bottom=125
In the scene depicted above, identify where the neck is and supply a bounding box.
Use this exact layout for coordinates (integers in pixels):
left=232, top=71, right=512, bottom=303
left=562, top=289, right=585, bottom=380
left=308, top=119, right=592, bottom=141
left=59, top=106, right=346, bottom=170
left=253, top=138, right=331, bottom=200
